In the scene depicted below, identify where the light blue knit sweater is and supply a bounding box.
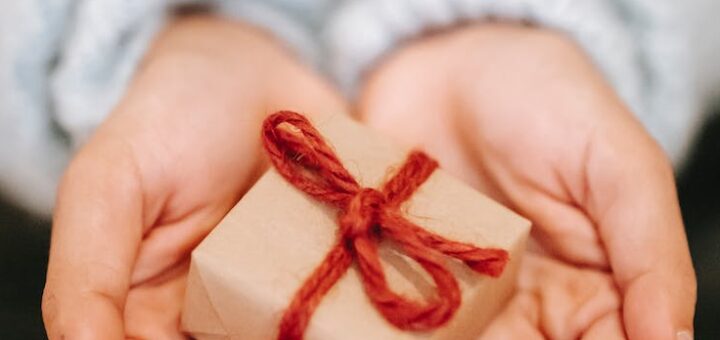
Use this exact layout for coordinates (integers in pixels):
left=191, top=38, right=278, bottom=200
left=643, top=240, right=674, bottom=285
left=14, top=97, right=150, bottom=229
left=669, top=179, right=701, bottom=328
left=2, top=0, right=719, bottom=215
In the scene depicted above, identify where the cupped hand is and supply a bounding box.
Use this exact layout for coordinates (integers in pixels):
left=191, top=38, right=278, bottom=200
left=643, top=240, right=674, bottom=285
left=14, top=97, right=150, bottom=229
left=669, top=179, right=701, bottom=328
left=42, top=16, right=347, bottom=339
left=358, top=23, right=696, bottom=340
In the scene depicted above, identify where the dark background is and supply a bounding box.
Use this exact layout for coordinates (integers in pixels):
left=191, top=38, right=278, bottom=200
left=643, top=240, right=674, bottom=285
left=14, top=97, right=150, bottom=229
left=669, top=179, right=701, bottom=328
left=1, top=114, right=719, bottom=340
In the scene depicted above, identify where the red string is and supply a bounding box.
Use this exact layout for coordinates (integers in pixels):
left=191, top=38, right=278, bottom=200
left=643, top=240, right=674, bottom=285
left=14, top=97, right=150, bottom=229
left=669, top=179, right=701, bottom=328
left=262, top=111, right=509, bottom=340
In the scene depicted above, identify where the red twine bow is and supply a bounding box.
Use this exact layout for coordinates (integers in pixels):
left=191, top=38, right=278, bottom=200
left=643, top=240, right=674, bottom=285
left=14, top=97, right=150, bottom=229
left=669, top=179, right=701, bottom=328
left=261, top=111, right=509, bottom=340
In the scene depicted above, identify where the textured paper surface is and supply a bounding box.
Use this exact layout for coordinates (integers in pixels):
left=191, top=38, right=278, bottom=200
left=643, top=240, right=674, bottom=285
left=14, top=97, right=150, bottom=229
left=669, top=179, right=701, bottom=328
left=182, top=113, right=531, bottom=340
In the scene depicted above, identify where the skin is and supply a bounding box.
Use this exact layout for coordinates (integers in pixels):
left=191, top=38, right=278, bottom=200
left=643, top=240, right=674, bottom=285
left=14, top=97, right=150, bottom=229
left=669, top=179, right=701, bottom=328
left=42, top=15, right=696, bottom=340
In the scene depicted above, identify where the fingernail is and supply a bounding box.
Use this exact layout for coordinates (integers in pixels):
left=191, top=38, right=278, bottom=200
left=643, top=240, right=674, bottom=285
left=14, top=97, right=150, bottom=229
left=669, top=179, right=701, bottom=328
left=676, top=330, right=693, bottom=340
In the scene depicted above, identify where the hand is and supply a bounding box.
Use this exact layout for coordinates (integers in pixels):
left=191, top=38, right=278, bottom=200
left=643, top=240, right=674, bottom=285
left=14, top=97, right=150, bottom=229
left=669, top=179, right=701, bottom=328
left=41, top=16, right=347, bottom=339
left=358, top=23, right=696, bottom=340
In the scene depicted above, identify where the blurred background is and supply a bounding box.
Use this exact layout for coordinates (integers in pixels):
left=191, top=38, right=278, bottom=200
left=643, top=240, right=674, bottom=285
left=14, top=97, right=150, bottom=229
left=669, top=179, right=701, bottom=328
left=1, top=112, right=718, bottom=339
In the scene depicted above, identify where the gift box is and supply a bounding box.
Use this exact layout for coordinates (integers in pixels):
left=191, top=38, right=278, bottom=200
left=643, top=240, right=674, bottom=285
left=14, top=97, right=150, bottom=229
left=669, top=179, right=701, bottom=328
left=182, top=112, right=530, bottom=340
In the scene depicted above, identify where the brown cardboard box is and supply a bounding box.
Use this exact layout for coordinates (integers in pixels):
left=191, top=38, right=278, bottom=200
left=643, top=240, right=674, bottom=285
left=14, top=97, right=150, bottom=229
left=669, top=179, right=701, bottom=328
left=182, top=113, right=530, bottom=340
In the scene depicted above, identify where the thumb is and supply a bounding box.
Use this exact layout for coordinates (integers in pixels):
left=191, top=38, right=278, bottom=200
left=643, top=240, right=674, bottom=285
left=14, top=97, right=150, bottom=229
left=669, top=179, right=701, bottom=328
left=43, top=143, right=144, bottom=340
left=586, top=116, right=696, bottom=340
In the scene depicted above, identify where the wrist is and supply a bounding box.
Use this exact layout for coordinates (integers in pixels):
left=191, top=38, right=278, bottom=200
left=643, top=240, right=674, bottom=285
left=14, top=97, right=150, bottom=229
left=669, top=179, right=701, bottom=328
left=444, top=23, right=602, bottom=95
left=141, top=15, right=299, bottom=94
left=437, top=23, right=619, bottom=126
left=117, top=14, right=346, bottom=135
left=363, top=22, right=595, bottom=113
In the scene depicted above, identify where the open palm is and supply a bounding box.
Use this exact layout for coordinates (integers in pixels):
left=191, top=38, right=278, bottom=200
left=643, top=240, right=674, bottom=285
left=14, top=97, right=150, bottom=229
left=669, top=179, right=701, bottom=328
left=42, top=17, right=346, bottom=339
left=358, top=24, right=696, bottom=340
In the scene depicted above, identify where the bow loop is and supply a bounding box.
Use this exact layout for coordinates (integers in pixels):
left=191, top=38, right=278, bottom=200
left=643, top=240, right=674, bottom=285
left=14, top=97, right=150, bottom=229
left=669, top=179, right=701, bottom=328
left=263, top=112, right=360, bottom=206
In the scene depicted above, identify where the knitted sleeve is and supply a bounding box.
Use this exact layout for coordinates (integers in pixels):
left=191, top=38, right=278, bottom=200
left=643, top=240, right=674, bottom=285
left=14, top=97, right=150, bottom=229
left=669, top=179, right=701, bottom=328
left=322, top=0, right=720, bottom=165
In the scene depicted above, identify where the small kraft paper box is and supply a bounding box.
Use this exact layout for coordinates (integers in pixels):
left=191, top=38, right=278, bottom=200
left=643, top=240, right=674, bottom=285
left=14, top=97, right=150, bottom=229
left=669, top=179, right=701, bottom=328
left=182, top=112, right=530, bottom=340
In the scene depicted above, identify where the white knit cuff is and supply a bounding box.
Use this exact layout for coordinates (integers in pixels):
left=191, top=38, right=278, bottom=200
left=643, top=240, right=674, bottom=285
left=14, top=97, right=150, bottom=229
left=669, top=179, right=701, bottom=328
left=213, top=1, right=321, bottom=68
left=325, top=0, right=641, bottom=106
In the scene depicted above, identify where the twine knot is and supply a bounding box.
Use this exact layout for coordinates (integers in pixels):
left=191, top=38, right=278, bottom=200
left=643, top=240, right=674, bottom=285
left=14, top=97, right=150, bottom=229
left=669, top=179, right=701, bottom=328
left=261, top=111, right=510, bottom=340
left=340, top=188, right=384, bottom=242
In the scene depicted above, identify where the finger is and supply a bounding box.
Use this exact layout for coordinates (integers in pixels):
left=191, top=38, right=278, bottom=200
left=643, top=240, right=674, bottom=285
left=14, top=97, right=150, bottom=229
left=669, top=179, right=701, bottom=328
left=130, top=201, right=243, bottom=285
left=585, top=115, right=696, bottom=340
left=487, top=171, right=610, bottom=267
left=43, top=140, right=146, bottom=340
left=478, top=292, right=545, bottom=340
left=582, top=311, right=627, bottom=340
left=125, top=261, right=189, bottom=340
left=480, top=254, right=621, bottom=340
left=521, top=254, right=621, bottom=340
